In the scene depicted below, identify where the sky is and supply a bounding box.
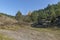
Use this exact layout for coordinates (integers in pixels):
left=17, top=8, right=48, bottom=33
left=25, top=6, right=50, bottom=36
left=0, top=0, right=60, bottom=16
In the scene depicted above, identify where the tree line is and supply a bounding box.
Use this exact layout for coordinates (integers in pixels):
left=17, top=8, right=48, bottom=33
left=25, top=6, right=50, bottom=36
left=15, top=2, right=60, bottom=28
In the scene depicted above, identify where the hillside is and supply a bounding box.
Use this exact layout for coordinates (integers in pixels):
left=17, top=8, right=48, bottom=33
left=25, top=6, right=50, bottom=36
left=0, top=13, right=21, bottom=30
left=0, top=13, right=17, bottom=25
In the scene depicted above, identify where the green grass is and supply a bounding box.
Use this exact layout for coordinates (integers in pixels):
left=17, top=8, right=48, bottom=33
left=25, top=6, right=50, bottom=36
left=0, top=33, right=14, bottom=40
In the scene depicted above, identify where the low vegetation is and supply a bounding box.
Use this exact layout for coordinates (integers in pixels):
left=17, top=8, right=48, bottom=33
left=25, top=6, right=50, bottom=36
left=0, top=25, right=21, bottom=31
left=0, top=33, right=13, bottom=40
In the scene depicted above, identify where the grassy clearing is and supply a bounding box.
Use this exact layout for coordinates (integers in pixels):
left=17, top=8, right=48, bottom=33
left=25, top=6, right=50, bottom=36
left=0, top=33, right=14, bottom=40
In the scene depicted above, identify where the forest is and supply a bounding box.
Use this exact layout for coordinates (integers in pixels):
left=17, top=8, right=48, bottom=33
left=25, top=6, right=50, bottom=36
left=14, top=2, right=60, bottom=28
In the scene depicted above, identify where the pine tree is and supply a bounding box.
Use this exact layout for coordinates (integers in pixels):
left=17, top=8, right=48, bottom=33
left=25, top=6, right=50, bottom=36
left=15, top=11, right=22, bottom=21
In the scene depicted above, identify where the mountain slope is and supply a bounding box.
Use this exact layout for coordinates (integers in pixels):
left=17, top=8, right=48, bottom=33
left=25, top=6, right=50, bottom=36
left=0, top=14, right=17, bottom=25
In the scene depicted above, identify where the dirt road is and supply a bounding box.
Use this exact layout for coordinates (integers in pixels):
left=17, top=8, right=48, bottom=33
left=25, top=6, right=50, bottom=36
left=0, top=28, right=59, bottom=40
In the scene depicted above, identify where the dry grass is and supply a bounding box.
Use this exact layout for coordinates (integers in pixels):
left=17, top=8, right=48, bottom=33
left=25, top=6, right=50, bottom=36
left=29, top=27, right=60, bottom=39
left=0, top=33, right=14, bottom=40
left=0, top=25, right=21, bottom=31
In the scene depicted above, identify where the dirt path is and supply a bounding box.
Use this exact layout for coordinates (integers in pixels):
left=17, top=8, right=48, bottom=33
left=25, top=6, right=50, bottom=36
left=0, top=29, right=59, bottom=40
